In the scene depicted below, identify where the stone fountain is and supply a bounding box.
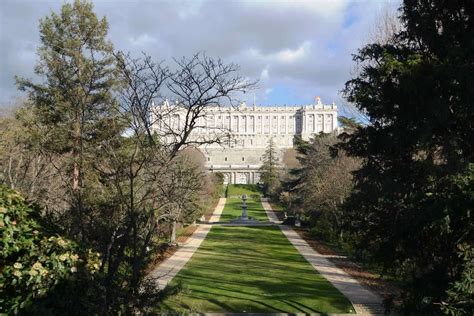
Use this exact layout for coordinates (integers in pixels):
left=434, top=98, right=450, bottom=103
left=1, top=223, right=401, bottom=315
left=241, top=194, right=248, bottom=221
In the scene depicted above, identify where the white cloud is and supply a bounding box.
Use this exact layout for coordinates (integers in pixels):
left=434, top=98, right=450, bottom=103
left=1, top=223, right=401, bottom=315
left=247, top=41, right=312, bottom=65
left=274, top=41, right=311, bottom=63
left=241, top=0, right=346, bottom=19
left=0, top=0, right=403, bottom=107
left=260, top=68, right=269, bottom=80
left=128, top=34, right=157, bottom=46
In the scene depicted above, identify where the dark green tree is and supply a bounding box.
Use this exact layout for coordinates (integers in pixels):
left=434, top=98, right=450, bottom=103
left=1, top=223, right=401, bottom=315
left=16, top=0, right=122, bottom=238
left=260, top=137, right=279, bottom=196
left=342, top=0, right=473, bottom=313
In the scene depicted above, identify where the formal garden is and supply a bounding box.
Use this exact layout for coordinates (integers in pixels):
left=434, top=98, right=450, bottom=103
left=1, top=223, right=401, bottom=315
left=159, top=197, right=354, bottom=314
left=1, top=1, right=471, bottom=315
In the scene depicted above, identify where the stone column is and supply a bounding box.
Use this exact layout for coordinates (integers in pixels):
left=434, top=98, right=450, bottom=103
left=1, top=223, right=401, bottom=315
left=322, top=114, right=325, bottom=133
left=277, top=115, right=280, bottom=134
left=302, top=113, right=305, bottom=134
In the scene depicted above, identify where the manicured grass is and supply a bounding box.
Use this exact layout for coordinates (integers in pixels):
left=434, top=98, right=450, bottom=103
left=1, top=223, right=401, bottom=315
left=159, top=199, right=354, bottom=313
left=219, top=197, right=269, bottom=222
left=227, top=184, right=261, bottom=197
left=159, top=225, right=354, bottom=313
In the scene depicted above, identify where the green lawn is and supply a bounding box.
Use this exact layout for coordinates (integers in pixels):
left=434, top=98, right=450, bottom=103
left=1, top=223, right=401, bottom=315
left=159, top=199, right=354, bottom=314
left=219, top=197, right=269, bottom=222
left=227, top=184, right=261, bottom=197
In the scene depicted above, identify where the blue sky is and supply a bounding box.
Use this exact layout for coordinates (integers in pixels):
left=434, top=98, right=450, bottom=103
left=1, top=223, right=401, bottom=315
left=0, top=0, right=401, bottom=114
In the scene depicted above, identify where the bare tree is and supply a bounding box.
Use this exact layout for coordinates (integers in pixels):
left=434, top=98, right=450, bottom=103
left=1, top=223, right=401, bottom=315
left=83, top=51, right=255, bottom=312
left=368, top=7, right=404, bottom=46
left=0, top=101, right=68, bottom=211
left=163, top=53, right=256, bottom=156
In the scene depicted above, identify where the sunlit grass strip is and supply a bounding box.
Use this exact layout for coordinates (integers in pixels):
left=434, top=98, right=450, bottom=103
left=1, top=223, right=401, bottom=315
left=226, top=184, right=261, bottom=197
left=159, top=227, right=354, bottom=313
left=219, top=197, right=269, bottom=222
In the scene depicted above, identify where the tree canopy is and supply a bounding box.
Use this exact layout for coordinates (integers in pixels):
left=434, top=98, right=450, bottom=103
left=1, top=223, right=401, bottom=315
left=342, top=0, right=473, bottom=313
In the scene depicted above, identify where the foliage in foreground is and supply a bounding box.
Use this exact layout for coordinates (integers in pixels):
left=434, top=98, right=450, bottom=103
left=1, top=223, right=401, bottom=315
left=0, top=185, right=100, bottom=314
left=342, top=0, right=473, bottom=313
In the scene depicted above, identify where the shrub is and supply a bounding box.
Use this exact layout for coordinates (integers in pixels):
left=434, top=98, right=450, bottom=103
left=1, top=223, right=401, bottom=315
left=309, top=215, right=336, bottom=242
left=0, top=185, right=100, bottom=314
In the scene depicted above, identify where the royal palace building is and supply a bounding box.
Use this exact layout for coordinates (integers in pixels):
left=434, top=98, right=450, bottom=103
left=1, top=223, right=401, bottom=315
left=153, top=97, right=338, bottom=184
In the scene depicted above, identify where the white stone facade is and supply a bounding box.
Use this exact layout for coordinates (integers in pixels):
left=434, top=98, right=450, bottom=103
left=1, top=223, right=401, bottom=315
left=153, top=98, right=338, bottom=184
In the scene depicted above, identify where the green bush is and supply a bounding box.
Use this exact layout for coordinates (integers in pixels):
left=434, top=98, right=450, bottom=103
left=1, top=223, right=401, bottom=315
left=441, top=244, right=474, bottom=316
left=0, top=185, right=100, bottom=314
left=309, top=215, right=336, bottom=242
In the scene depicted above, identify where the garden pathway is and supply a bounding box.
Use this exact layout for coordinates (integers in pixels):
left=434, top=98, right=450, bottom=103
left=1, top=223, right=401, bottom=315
left=261, top=198, right=385, bottom=316
left=149, top=198, right=226, bottom=290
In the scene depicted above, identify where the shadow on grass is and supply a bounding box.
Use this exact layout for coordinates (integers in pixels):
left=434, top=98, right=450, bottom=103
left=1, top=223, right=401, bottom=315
left=161, top=225, right=354, bottom=314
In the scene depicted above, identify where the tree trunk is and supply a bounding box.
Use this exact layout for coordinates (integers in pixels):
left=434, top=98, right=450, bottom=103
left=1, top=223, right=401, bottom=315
left=170, top=221, right=176, bottom=243
left=73, top=161, right=79, bottom=191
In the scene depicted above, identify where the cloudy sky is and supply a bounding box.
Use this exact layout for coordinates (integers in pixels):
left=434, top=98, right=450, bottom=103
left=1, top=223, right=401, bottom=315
left=0, top=0, right=401, bottom=114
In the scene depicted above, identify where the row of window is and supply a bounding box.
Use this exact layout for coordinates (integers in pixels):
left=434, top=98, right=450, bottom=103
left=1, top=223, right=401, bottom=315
left=216, top=115, right=295, bottom=120
left=208, top=157, right=247, bottom=162
left=207, top=157, right=279, bottom=162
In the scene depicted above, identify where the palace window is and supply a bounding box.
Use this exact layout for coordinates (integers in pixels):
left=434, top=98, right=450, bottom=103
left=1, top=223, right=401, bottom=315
left=225, top=157, right=227, bottom=161
left=242, top=157, right=245, bottom=161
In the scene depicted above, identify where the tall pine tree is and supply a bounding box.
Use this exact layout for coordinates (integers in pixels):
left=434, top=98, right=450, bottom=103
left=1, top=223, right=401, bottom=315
left=260, top=137, right=279, bottom=196
left=16, top=0, right=122, bottom=237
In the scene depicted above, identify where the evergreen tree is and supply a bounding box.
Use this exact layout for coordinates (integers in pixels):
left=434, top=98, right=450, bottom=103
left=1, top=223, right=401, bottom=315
left=260, top=137, right=279, bottom=196
left=16, top=0, right=122, bottom=237
left=342, top=0, right=473, bottom=313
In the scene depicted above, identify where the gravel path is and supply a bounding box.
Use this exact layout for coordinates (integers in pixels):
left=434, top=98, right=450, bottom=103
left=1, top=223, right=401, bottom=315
left=261, top=198, right=385, bottom=316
